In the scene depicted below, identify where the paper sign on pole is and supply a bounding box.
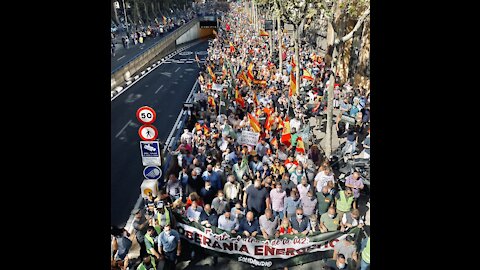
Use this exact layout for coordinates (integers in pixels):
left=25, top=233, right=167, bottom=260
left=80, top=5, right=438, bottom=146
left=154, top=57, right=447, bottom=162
left=238, top=130, right=260, bottom=146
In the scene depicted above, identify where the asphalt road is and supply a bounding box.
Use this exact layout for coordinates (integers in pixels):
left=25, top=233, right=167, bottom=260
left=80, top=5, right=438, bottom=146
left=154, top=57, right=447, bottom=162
left=111, top=40, right=209, bottom=226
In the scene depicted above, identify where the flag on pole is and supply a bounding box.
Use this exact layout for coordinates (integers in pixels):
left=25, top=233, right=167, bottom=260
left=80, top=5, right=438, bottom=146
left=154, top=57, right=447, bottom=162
left=296, top=137, right=305, bottom=153
left=248, top=113, right=262, bottom=133
left=290, top=57, right=296, bottom=69
left=270, top=137, right=278, bottom=149
left=235, top=87, right=245, bottom=108
left=221, top=65, right=227, bottom=81
left=259, top=29, right=269, bottom=37
left=195, top=123, right=202, bottom=132
left=265, top=114, right=273, bottom=131
left=207, top=66, right=217, bottom=82
left=208, top=96, right=216, bottom=107
left=253, top=91, right=259, bottom=107
left=247, top=63, right=255, bottom=81
left=302, top=68, right=314, bottom=81
left=289, top=72, right=296, bottom=96
left=280, top=132, right=292, bottom=148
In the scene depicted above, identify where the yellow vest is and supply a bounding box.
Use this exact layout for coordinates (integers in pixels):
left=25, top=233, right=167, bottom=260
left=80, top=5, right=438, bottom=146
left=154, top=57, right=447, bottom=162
left=362, top=237, right=370, bottom=263
left=336, top=191, right=354, bottom=212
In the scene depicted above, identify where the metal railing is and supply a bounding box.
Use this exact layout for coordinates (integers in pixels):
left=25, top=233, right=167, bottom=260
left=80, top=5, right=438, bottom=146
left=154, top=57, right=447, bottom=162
left=111, top=17, right=199, bottom=75
left=160, top=80, right=199, bottom=186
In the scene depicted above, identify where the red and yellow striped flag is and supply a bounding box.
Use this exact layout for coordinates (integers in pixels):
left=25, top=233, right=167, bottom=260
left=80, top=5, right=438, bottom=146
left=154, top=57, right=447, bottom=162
left=253, top=91, right=259, bottom=107
left=259, top=29, right=269, bottom=37
left=289, top=72, right=296, bottom=96
left=265, top=114, right=274, bottom=131
left=195, top=123, right=202, bottom=131
left=302, top=68, right=314, bottom=81
left=229, top=41, right=235, bottom=53
left=280, top=132, right=292, bottom=148
left=253, top=79, right=267, bottom=86
left=221, top=65, right=227, bottom=81
left=235, top=87, right=245, bottom=108
left=290, top=57, right=296, bottom=69
left=247, top=63, right=255, bottom=81
left=208, top=96, right=216, bottom=107
left=207, top=66, right=216, bottom=82
left=238, top=71, right=251, bottom=87
left=248, top=113, right=262, bottom=133
left=270, top=137, right=278, bottom=149
left=296, top=137, right=305, bottom=154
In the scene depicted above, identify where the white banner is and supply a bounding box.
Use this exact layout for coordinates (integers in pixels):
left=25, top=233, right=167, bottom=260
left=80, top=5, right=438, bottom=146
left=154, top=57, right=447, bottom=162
left=237, top=130, right=260, bottom=146
left=177, top=222, right=348, bottom=260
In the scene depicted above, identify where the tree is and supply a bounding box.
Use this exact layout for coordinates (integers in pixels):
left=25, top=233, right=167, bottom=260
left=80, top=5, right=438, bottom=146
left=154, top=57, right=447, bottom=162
left=318, top=0, right=370, bottom=158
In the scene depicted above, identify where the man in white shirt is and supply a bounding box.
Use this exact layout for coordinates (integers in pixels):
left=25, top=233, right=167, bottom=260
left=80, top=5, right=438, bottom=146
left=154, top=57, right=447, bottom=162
left=315, top=167, right=335, bottom=192
left=217, top=210, right=239, bottom=234
left=186, top=201, right=203, bottom=222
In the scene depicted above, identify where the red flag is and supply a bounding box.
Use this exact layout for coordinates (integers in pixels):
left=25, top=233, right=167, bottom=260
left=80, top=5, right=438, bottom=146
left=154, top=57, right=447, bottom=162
left=280, top=133, right=292, bottom=148
left=226, top=23, right=230, bottom=31
left=265, top=114, right=273, bottom=131
left=248, top=113, right=262, bottom=133
left=296, top=137, right=305, bottom=154
left=208, top=96, right=216, bottom=107
left=290, top=57, right=296, bottom=69
left=253, top=91, right=259, bottom=107
left=289, top=72, right=296, bottom=96
left=259, top=29, right=269, bottom=37
left=247, top=63, right=255, bottom=81
left=270, top=137, right=278, bottom=149
left=302, top=68, right=314, bottom=81
left=207, top=66, right=216, bottom=82
left=235, top=87, right=245, bottom=108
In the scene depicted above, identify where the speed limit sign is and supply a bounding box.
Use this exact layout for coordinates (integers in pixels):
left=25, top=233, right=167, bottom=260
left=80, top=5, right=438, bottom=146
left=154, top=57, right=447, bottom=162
left=136, top=106, right=157, bottom=124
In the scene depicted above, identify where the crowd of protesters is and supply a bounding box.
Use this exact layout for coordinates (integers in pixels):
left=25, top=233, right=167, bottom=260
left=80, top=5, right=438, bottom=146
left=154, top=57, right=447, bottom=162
left=111, top=10, right=196, bottom=57
left=111, top=2, right=370, bottom=270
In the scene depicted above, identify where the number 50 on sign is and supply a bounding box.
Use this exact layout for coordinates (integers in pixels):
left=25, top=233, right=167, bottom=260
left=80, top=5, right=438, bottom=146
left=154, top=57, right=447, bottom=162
left=136, top=106, right=157, bottom=124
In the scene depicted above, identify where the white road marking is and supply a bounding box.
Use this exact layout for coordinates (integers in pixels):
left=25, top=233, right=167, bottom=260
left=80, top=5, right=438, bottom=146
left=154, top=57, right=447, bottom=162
left=174, top=67, right=181, bottom=73
left=155, top=85, right=164, bottom=94
left=117, top=55, right=126, bottom=61
left=115, top=120, right=132, bottom=138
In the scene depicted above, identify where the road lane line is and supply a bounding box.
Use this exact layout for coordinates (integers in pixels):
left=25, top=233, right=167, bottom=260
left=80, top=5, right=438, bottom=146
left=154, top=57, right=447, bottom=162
left=112, top=40, right=204, bottom=101
left=115, top=120, right=132, bottom=138
left=174, top=67, right=181, bottom=73
left=117, top=55, right=126, bottom=61
left=155, top=85, right=164, bottom=94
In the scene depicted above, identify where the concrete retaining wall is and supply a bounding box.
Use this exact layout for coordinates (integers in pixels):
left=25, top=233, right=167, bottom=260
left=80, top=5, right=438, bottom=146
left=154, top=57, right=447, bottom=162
left=111, top=18, right=199, bottom=90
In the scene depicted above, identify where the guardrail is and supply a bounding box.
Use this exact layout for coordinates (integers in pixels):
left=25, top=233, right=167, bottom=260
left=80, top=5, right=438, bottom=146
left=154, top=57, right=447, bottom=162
left=111, top=18, right=199, bottom=75
left=160, top=80, right=199, bottom=186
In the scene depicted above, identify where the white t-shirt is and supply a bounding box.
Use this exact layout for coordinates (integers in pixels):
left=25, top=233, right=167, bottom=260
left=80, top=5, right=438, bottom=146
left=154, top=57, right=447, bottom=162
left=315, top=171, right=335, bottom=192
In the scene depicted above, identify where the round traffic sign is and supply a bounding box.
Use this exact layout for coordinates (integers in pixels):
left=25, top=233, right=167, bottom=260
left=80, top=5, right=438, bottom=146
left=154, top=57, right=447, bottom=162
left=143, top=166, right=162, bottom=180
left=138, top=125, right=158, bottom=140
left=136, top=106, right=157, bottom=124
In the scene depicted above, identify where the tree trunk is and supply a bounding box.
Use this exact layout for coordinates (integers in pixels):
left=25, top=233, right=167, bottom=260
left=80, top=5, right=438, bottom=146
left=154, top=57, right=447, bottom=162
left=324, top=19, right=336, bottom=158
left=112, top=1, right=120, bottom=24
left=294, top=26, right=300, bottom=95
left=277, top=15, right=283, bottom=74
left=354, top=17, right=370, bottom=91
left=143, top=1, right=150, bottom=23
left=269, top=14, right=273, bottom=59
left=151, top=2, right=156, bottom=19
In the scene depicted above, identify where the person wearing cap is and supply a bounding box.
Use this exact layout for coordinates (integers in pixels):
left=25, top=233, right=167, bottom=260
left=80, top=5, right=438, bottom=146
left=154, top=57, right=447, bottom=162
left=333, top=235, right=358, bottom=267
left=157, top=223, right=181, bottom=270
left=132, top=209, right=150, bottom=257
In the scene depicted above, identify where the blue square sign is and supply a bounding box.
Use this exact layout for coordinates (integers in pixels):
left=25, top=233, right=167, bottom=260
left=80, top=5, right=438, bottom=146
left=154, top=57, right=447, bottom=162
left=140, top=141, right=161, bottom=166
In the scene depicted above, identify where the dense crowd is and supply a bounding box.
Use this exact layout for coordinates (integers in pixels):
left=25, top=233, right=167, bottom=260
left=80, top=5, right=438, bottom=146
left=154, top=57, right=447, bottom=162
left=111, top=2, right=370, bottom=270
